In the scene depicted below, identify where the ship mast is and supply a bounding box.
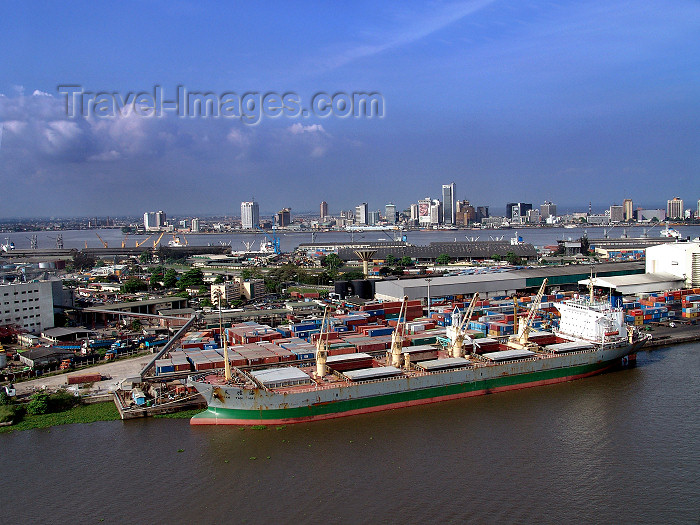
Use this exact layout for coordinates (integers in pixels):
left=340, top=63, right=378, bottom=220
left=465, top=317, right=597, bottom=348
left=391, top=296, right=408, bottom=367
left=451, top=293, right=479, bottom=358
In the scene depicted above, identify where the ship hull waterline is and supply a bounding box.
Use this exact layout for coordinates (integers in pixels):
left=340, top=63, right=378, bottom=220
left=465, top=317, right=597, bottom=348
left=190, top=343, right=642, bottom=426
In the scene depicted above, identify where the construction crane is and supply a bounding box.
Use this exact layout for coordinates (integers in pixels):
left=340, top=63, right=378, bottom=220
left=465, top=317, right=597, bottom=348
left=450, top=293, right=479, bottom=358
left=390, top=296, right=408, bottom=367
left=95, top=233, right=108, bottom=248
left=255, top=226, right=281, bottom=254
left=121, top=233, right=129, bottom=248
left=135, top=234, right=153, bottom=248
left=153, top=231, right=166, bottom=248
left=508, top=278, right=548, bottom=349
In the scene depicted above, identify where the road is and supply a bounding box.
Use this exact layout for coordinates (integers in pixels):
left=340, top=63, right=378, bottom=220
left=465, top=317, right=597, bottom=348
left=13, top=354, right=155, bottom=396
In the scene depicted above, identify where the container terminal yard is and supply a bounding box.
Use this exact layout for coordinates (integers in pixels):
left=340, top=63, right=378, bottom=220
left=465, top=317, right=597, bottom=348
left=0, top=235, right=698, bottom=423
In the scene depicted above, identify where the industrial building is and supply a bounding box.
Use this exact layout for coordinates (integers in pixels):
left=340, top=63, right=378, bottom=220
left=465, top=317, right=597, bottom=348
left=646, top=242, right=700, bottom=288
left=0, top=280, right=59, bottom=333
left=374, top=262, right=645, bottom=301
left=577, top=273, right=684, bottom=295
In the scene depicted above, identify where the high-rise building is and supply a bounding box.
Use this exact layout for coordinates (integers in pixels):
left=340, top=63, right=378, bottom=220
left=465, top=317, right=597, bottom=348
left=667, top=197, right=683, bottom=219
left=191, top=218, right=200, bottom=232
left=155, top=211, right=166, bottom=229
left=418, top=198, right=432, bottom=226
left=540, top=201, right=557, bottom=220
left=368, top=211, right=380, bottom=225
left=505, top=203, right=532, bottom=220
left=526, top=209, right=541, bottom=224
left=476, top=206, right=489, bottom=222
left=609, top=205, right=624, bottom=223
left=623, top=199, right=633, bottom=221
left=455, top=200, right=475, bottom=226
left=355, top=203, right=368, bottom=225
left=697, top=199, right=700, bottom=218
left=276, top=208, right=291, bottom=227
left=430, top=199, right=442, bottom=225
left=320, top=201, right=328, bottom=219
left=241, top=201, right=259, bottom=229
left=410, top=203, right=419, bottom=224
left=143, top=212, right=156, bottom=231
left=385, top=203, right=397, bottom=224
left=442, top=183, right=456, bottom=225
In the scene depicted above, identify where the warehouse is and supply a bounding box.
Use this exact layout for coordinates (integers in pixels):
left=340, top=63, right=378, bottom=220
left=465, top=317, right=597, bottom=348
left=578, top=273, right=685, bottom=295
left=374, top=262, right=645, bottom=301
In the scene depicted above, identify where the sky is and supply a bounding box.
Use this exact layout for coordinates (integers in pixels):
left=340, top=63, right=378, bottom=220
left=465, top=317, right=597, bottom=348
left=0, top=0, right=698, bottom=218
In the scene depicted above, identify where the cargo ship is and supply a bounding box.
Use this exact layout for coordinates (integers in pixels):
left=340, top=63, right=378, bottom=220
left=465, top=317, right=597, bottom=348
left=189, top=280, right=647, bottom=425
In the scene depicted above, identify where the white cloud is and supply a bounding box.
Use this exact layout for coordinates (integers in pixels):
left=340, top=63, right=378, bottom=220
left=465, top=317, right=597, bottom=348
left=32, top=90, right=52, bottom=97
left=288, top=123, right=326, bottom=135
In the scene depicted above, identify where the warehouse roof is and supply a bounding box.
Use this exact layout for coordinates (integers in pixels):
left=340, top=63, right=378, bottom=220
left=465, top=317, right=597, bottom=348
left=338, top=241, right=538, bottom=261
left=578, top=272, right=684, bottom=294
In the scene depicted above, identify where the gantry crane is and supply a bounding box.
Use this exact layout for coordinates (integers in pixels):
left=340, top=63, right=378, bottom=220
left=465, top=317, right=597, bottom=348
left=450, top=293, right=479, bottom=358
left=508, top=278, right=548, bottom=349
left=255, top=226, right=281, bottom=254
left=95, top=233, right=108, bottom=248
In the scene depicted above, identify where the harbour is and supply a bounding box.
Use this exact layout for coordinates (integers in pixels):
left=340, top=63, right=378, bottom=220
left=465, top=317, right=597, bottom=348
left=0, top=342, right=696, bottom=524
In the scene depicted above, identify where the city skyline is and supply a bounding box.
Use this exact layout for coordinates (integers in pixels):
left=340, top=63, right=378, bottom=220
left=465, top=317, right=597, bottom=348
left=0, top=1, right=698, bottom=217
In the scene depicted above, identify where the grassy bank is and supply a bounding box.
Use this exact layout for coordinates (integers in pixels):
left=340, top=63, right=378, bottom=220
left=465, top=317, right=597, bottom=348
left=0, top=401, right=120, bottom=433
left=153, top=408, right=203, bottom=419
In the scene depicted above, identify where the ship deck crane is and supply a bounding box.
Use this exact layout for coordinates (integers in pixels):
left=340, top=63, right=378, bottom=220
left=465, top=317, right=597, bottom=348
left=255, top=226, right=281, bottom=254
left=390, top=296, right=408, bottom=368
left=450, top=293, right=479, bottom=358
left=315, top=306, right=331, bottom=378
left=135, top=234, right=153, bottom=248
left=508, top=278, right=548, bottom=349
left=95, top=233, right=108, bottom=248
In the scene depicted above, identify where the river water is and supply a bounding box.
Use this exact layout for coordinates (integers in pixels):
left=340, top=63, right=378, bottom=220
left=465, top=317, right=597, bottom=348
left=3, top=225, right=700, bottom=252
left=0, top=343, right=697, bottom=524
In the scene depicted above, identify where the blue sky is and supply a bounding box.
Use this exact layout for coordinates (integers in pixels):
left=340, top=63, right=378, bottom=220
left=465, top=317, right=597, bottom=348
left=0, top=0, right=698, bottom=217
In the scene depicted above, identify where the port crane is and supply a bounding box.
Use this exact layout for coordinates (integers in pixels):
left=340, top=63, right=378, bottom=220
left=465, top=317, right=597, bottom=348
left=450, top=293, right=479, bottom=358
left=507, top=278, right=548, bottom=349
left=121, top=233, right=129, bottom=248
left=135, top=234, right=153, bottom=248
left=95, top=233, right=108, bottom=248
left=153, top=231, right=166, bottom=248
left=255, top=226, right=281, bottom=254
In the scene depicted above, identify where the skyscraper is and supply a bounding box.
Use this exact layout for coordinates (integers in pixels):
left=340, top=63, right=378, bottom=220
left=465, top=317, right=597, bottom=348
left=191, top=218, right=200, bottom=232
left=667, top=197, right=683, bottom=219
left=368, top=211, right=380, bottom=225
left=241, top=201, right=259, bottom=229
left=385, top=203, right=397, bottom=224
left=320, top=201, right=328, bottom=219
left=623, top=199, right=633, bottom=221
left=540, top=201, right=557, bottom=220
left=442, top=183, right=456, bottom=225
left=355, top=203, right=368, bottom=225
left=505, top=203, right=532, bottom=220
left=277, top=208, right=291, bottom=227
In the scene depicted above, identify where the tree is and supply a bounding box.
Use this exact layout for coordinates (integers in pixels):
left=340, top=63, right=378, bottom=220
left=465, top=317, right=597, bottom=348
left=505, top=252, right=522, bottom=265
left=26, top=392, right=50, bottom=415
left=121, top=278, right=148, bottom=293
left=71, top=250, right=96, bottom=271
left=139, top=251, right=152, bottom=264
left=214, top=274, right=225, bottom=284
left=323, top=253, right=342, bottom=270
left=200, top=298, right=213, bottom=308
left=580, top=236, right=590, bottom=255
left=163, top=269, right=179, bottom=288
left=399, top=256, right=413, bottom=267
left=436, top=253, right=451, bottom=265
left=131, top=320, right=142, bottom=332
left=179, top=268, right=204, bottom=290
left=240, top=268, right=252, bottom=280
left=492, top=254, right=502, bottom=261
left=385, top=254, right=396, bottom=265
